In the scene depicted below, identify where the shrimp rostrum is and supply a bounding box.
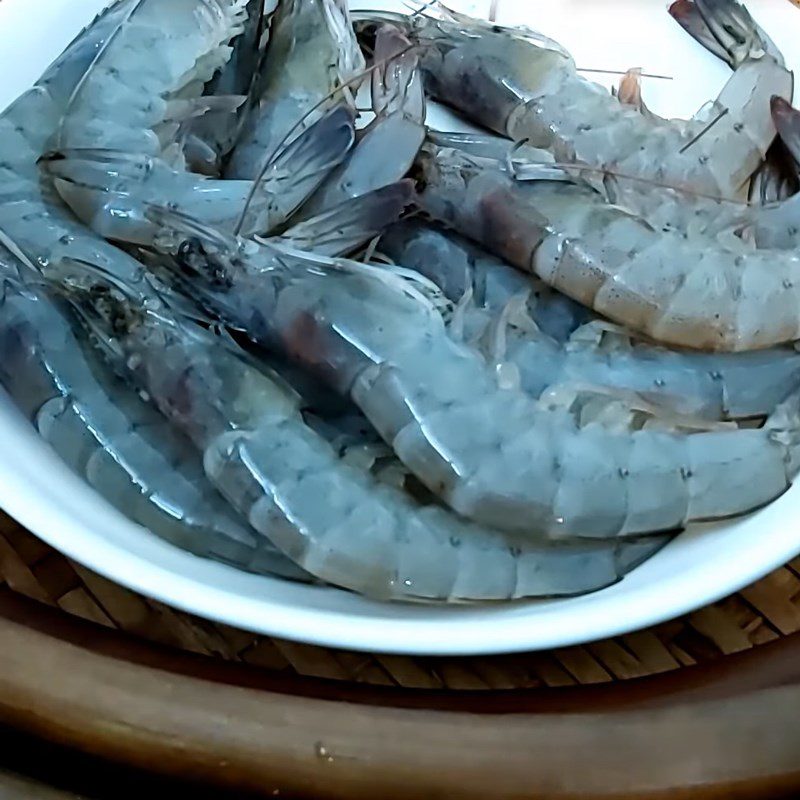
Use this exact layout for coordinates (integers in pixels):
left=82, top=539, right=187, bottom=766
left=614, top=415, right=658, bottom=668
left=47, top=261, right=667, bottom=602
left=140, top=207, right=800, bottom=541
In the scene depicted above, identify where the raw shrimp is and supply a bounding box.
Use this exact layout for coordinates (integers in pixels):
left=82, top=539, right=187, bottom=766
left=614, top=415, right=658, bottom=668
left=416, top=142, right=800, bottom=351
left=50, top=264, right=666, bottom=602
left=0, top=246, right=307, bottom=580
left=0, top=89, right=170, bottom=307
left=41, top=0, right=355, bottom=242
left=0, top=0, right=244, bottom=305
left=373, top=0, right=793, bottom=221
left=293, top=24, right=426, bottom=228
left=378, top=221, right=800, bottom=419
left=143, top=207, right=800, bottom=539
left=226, top=0, right=364, bottom=181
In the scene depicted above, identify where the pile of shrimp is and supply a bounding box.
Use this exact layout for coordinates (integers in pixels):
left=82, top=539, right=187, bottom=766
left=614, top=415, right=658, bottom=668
left=2, top=0, right=800, bottom=604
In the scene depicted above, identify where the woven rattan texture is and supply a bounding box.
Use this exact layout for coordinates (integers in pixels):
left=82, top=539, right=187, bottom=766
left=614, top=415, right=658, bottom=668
left=2, top=512, right=799, bottom=689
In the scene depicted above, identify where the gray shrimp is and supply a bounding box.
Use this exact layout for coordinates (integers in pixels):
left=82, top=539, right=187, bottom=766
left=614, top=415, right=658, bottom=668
left=377, top=221, right=800, bottom=419
left=40, top=0, right=355, bottom=243
left=226, top=0, right=364, bottom=181
left=369, top=0, right=793, bottom=226
left=0, top=246, right=308, bottom=581
left=142, top=206, right=800, bottom=540
left=415, top=141, right=800, bottom=352
left=49, top=263, right=666, bottom=602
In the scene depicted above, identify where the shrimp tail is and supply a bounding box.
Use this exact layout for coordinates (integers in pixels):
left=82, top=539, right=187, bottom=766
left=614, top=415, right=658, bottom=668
left=669, top=0, right=732, bottom=65
left=693, top=0, right=784, bottom=67
left=239, top=102, right=356, bottom=235
left=771, top=96, right=800, bottom=167
left=278, top=180, right=414, bottom=256
left=371, top=23, right=425, bottom=122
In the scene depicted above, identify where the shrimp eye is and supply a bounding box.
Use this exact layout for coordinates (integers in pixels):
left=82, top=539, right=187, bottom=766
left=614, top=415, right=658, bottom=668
left=89, top=284, right=110, bottom=300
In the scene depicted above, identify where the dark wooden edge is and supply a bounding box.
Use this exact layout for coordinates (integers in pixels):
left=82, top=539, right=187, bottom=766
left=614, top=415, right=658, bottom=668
left=0, top=766, right=88, bottom=800
left=1, top=588, right=800, bottom=799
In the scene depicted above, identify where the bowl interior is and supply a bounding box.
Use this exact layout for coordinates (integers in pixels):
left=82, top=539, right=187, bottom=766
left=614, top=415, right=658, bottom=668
left=0, top=0, right=799, bottom=655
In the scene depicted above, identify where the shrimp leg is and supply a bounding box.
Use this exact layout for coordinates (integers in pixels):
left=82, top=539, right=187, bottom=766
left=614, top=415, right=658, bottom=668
left=186, top=0, right=278, bottom=176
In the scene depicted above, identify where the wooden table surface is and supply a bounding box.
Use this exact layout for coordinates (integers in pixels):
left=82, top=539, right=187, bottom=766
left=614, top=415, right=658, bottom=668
left=0, top=590, right=798, bottom=799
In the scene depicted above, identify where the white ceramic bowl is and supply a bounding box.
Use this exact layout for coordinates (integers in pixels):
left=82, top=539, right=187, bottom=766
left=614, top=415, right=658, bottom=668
left=1, top=0, right=799, bottom=656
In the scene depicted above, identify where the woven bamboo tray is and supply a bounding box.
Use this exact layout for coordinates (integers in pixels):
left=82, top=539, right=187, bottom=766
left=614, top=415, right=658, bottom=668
left=1, top=510, right=800, bottom=798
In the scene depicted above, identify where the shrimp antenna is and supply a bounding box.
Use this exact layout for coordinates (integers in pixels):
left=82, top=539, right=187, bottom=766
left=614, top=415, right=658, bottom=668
left=577, top=67, right=672, bottom=80
left=548, top=160, right=750, bottom=206
left=235, top=41, right=419, bottom=235
left=405, top=0, right=440, bottom=18
left=678, top=106, right=729, bottom=154
left=54, top=0, right=147, bottom=149
left=0, top=224, right=40, bottom=282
